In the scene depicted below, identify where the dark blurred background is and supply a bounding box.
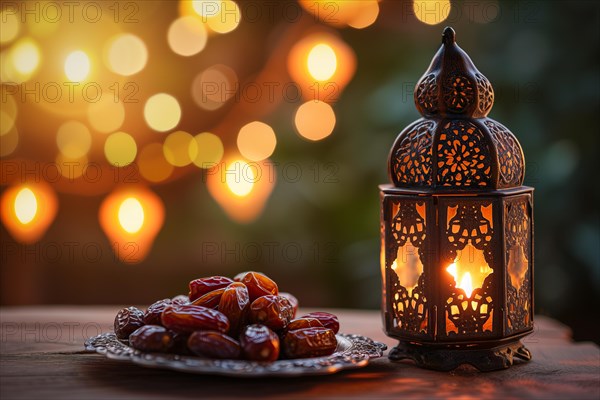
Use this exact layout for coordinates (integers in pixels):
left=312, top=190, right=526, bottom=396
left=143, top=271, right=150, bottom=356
left=1, top=1, right=599, bottom=344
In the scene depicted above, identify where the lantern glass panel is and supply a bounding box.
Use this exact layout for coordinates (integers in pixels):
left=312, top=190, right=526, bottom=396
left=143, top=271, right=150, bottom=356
left=439, top=198, right=498, bottom=338
left=385, top=197, right=431, bottom=336
left=505, top=195, right=533, bottom=335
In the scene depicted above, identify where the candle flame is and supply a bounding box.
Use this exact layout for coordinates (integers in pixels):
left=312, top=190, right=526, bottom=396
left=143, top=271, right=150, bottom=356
left=446, top=263, right=475, bottom=298
left=118, top=197, right=145, bottom=234
left=446, top=243, right=492, bottom=298
left=459, top=272, right=473, bottom=298
left=14, top=188, right=37, bottom=225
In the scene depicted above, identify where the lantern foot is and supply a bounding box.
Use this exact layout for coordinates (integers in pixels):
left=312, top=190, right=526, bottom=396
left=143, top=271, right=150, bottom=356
left=388, top=340, right=532, bottom=372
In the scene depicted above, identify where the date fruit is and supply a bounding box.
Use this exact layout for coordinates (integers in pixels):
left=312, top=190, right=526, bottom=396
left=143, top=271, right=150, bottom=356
left=114, top=272, right=344, bottom=361
left=187, top=331, right=241, bottom=359
left=286, top=317, right=323, bottom=331
left=236, top=271, right=278, bottom=301
left=189, top=276, right=233, bottom=302
left=129, top=325, right=173, bottom=353
left=191, top=287, right=225, bottom=309
left=144, top=299, right=171, bottom=325
left=279, top=292, right=298, bottom=318
left=301, top=312, right=340, bottom=334
left=218, top=282, right=249, bottom=335
left=169, top=331, right=191, bottom=355
left=249, top=295, right=294, bottom=331
left=283, top=327, right=337, bottom=358
left=171, top=295, right=189, bottom=305
left=240, top=324, right=280, bottom=361
left=114, top=306, right=145, bottom=340
left=161, top=304, right=230, bottom=334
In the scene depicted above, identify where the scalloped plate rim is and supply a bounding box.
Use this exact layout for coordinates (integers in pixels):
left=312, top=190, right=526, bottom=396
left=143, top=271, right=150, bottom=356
left=85, top=332, right=387, bottom=377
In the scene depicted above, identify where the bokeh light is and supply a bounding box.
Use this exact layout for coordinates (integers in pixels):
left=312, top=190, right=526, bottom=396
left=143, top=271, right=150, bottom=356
left=294, top=100, right=336, bottom=141
left=99, top=187, right=164, bottom=263
left=144, top=93, right=181, bottom=132
left=413, top=0, right=451, bottom=25
left=190, top=132, right=224, bottom=168
left=0, top=10, right=20, bottom=44
left=14, top=188, right=37, bottom=225
left=168, top=16, right=208, bottom=56
left=0, top=183, right=58, bottom=244
left=237, top=121, right=277, bottom=161
left=118, top=197, right=145, bottom=234
left=138, top=143, right=174, bottom=183
left=299, top=0, right=379, bottom=29
left=64, top=51, right=90, bottom=82
left=207, top=158, right=276, bottom=223
left=288, top=33, right=356, bottom=101
left=347, top=1, right=380, bottom=29
left=205, top=1, right=241, bottom=34
left=5, top=37, right=41, bottom=82
left=192, top=0, right=222, bottom=17
left=105, top=33, right=148, bottom=76
left=104, top=131, right=137, bottom=167
left=163, top=131, right=195, bottom=167
left=56, top=120, right=92, bottom=158
left=226, top=159, right=255, bottom=197
left=87, top=95, right=125, bottom=134
left=307, top=43, right=337, bottom=81
left=191, top=64, right=238, bottom=110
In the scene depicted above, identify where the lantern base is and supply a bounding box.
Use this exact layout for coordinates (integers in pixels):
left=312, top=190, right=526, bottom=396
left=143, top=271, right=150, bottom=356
left=388, top=340, right=531, bottom=372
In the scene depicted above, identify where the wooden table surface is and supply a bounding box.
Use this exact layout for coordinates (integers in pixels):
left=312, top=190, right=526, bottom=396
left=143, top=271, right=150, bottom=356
left=1, top=306, right=598, bottom=400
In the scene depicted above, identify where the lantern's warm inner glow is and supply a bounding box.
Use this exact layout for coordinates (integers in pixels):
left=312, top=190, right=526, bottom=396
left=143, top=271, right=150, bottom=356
left=392, top=241, right=423, bottom=296
left=307, top=43, right=337, bottom=81
left=14, top=188, right=37, bottom=225
left=118, top=197, right=145, bottom=234
left=507, top=246, right=528, bottom=291
left=446, top=243, right=492, bottom=298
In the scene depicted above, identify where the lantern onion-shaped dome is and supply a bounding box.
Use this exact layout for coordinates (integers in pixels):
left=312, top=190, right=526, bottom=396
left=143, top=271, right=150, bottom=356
left=389, top=27, right=524, bottom=190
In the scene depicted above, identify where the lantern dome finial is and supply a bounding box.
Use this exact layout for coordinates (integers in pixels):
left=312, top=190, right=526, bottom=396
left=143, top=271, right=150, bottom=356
left=388, top=27, right=525, bottom=191
left=442, top=26, right=455, bottom=44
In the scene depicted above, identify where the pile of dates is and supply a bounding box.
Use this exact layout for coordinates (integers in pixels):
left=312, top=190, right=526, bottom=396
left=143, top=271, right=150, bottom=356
left=114, top=271, right=339, bottom=361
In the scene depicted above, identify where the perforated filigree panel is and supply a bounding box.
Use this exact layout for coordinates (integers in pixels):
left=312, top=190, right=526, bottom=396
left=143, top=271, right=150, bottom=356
left=387, top=200, right=429, bottom=335
left=485, top=120, right=524, bottom=188
left=391, top=121, right=434, bottom=186
left=505, top=197, right=532, bottom=334
left=475, top=73, right=494, bottom=115
left=443, top=75, right=475, bottom=113
left=436, top=121, right=492, bottom=188
left=442, top=201, right=496, bottom=336
left=416, top=74, right=438, bottom=115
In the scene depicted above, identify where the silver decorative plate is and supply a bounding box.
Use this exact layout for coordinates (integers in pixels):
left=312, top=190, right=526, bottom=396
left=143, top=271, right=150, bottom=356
left=85, top=332, right=386, bottom=377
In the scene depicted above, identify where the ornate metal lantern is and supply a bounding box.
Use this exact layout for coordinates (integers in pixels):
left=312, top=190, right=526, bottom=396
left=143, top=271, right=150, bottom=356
left=380, top=27, right=533, bottom=371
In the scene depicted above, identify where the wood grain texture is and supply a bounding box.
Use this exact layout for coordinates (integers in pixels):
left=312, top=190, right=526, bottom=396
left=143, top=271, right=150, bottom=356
left=1, top=307, right=598, bottom=400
